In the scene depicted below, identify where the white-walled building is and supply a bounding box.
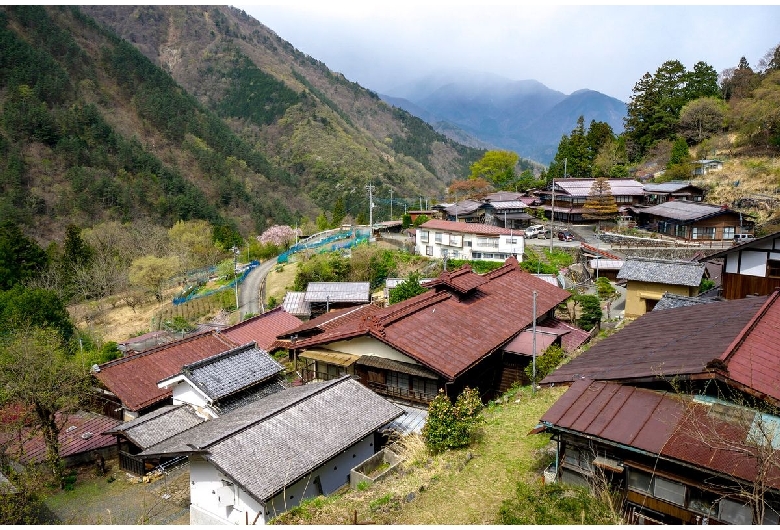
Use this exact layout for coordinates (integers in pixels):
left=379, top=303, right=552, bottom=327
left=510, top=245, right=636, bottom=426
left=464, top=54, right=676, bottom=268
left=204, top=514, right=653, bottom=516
left=415, top=219, right=524, bottom=262
left=139, top=376, right=402, bottom=525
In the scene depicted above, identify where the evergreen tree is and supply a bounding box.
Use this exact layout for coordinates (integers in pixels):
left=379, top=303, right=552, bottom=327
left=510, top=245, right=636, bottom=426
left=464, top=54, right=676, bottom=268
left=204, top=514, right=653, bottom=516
left=0, top=221, right=47, bottom=290
left=331, top=197, right=346, bottom=227
left=582, top=177, right=618, bottom=228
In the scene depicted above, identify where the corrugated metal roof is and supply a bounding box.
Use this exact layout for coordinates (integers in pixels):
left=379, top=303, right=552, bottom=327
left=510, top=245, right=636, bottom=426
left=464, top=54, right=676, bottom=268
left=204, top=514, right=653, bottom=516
left=5, top=411, right=120, bottom=464
left=542, top=380, right=780, bottom=488
left=304, top=282, right=371, bottom=303
left=282, top=291, right=310, bottom=318
left=106, top=405, right=205, bottom=449
left=554, top=178, right=645, bottom=197
left=589, top=259, right=624, bottom=270
left=503, top=330, right=560, bottom=356
left=95, top=332, right=237, bottom=411
left=420, top=219, right=518, bottom=236
left=639, top=201, right=733, bottom=221
left=179, top=343, right=284, bottom=401
left=299, top=348, right=361, bottom=367
left=222, top=307, right=302, bottom=350
left=617, top=257, right=705, bottom=287
left=294, top=257, right=571, bottom=380
left=444, top=200, right=485, bottom=216
left=140, top=377, right=403, bottom=503
left=542, top=295, right=770, bottom=385
left=642, top=181, right=697, bottom=193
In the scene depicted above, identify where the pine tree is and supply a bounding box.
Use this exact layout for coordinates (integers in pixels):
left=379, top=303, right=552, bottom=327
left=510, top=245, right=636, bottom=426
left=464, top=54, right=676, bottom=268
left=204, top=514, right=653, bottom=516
left=582, top=177, right=618, bottom=228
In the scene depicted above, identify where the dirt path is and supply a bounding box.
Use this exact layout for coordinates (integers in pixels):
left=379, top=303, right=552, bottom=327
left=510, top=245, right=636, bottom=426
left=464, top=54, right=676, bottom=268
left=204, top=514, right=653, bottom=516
left=42, top=458, right=190, bottom=525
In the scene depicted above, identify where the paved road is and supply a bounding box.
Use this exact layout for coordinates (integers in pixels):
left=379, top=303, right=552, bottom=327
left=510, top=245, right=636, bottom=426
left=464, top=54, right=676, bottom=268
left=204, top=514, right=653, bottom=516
left=239, top=258, right=278, bottom=319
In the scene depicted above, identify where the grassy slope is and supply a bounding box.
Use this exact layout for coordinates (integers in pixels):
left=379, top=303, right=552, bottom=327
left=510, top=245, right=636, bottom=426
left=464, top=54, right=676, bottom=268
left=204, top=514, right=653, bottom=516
left=272, top=385, right=566, bottom=525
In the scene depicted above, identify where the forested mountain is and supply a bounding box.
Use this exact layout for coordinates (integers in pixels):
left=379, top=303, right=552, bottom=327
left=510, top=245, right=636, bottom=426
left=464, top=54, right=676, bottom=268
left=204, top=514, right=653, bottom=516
left=382, top=71, right=628, bottom=164
left=0, top=5, right=483, bottom=245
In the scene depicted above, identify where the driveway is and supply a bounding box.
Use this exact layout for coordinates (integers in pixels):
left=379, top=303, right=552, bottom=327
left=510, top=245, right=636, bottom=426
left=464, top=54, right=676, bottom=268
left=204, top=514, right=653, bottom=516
left=239, top=258, right=278, bottom=319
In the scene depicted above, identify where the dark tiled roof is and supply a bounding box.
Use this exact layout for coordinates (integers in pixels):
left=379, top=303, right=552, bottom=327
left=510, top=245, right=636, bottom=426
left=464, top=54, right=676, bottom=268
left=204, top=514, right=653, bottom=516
left=95, top=332, right=237, bottom=411
left=617, top=257, right=705, bottom=287
left=222, top=307, right=302, bottom=351
left=105, top=405, right=205, bottom=449
left=295, top=258, right=571, bottom=380
left=541, top=379, right=780, bottom=489
left=141, top=377, right=402, bottom=503
left=177, top=342, right=284, bottom=401
left=542, top=295, right=771, bottom=386
left=444, top=200, right=486, bottom=217
left=304, top=282, right=371, bottom=303
left=420, top=219, right=517, bottom=236
left=216, top=380, right=288, bottom=415
left=653, top=292, right=715, bottom=311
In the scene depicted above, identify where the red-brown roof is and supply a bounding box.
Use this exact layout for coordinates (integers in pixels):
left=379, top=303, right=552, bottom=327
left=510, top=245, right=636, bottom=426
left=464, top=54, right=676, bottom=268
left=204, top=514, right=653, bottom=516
left=542, top=294, right=772, bottom=388
left=542, top=379, right=780, bottom=489
left=420, top=219, right=520, bottom=236
left=222, top=307, right=302, bottom=351
left=95, top=331, right=237, bottom=411
left=294, top=257, right=571, bottom=380
left=0, top=411, right=120, bottom=465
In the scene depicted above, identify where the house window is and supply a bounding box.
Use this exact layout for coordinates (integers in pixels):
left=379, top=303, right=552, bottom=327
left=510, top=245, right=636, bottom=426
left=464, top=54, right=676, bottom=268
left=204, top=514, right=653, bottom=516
left=420, top=230, right=429, bottom=243
left=425, top=245, right=433, bottom=257
left=434, top=232, right=442, bottom=243
left=718, top=498, right=753, bottom=525
left=507, top=237, right=518, bottom=244
left=476, top=237, right=498, bottom=248
left=692, top=227, right=715, bottom=240
left=387, top=371, right=409, bottom=391
left=627, top=468, right=652, bottom=494
left=723, top=226, right=735, bottom=240
left=768, top=260, right=780, bottom=278
left=465, top=240, right=472, bottom=247
left=653, top=476, right=685, bottom=506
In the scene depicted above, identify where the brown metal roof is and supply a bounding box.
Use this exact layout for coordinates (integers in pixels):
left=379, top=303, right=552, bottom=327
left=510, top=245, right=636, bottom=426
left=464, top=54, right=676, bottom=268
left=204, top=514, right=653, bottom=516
left=503, top=329, right=563, bottom=356
left=542, top=295, right=770, bottom=385
left=293, top=257, right=571, bottom=380
left=542, top=379, right=780, bottom=488
left=222, top=307, right=302, bottom=351
left=95, top=332, right=237, bottom=411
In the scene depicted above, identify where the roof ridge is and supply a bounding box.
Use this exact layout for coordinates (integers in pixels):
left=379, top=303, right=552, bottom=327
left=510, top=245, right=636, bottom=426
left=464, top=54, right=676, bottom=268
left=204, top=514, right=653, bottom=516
left=373, top=291, right=450, bottom=328
left=99, top=330, right=232, bottom=369
left=182, top=341, right=258, bottom=373
left=718, top=291, right=780, bottom=366
left=199, top=376, right=351, bottom=450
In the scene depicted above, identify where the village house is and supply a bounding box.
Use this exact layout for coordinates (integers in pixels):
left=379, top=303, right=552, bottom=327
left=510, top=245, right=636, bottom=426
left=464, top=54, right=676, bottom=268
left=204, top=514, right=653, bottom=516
left=533, top=178, right=646, bottom=224
left=692, top=159, right=724, bottom=176
left=642, top=181, right=705, bottom=205
left=137, top=376, right=402, bottom=525
left=279, top=257, right=571, bottom=406
left=94, top=308, right=302, bottom=421
left=701, top=230, right=780, bottom=300
left=304, top=282, right=371, bottom=319
left=628, top=200, right=754, bottom=241
left=416, top=219, right=525, bottom=262
left=538, top=292, right=780, bottom=524
left=616, top=257, right=706, bottom=317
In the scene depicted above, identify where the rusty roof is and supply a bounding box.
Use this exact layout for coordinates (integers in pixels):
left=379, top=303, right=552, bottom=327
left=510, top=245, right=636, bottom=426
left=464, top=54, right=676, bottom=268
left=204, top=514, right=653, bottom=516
left=542, top=294, right=771, bottom=386
left=95, top=331, right=237, bottom=411
left=293, top=257, right=571, bottom=380
left=2, top=411, right=120, bottom=465
left=541, top=379, right=780, bottom=489
left=222, top=307, right=302, bottom=351
left=420, top=219, right=518, bottom=236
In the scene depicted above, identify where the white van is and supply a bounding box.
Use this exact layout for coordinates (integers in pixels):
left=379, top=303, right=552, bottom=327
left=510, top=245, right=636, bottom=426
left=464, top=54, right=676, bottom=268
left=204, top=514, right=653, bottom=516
left=733, top=233, right=756, bottom=245
left=525, top=224, right=545, bottom=238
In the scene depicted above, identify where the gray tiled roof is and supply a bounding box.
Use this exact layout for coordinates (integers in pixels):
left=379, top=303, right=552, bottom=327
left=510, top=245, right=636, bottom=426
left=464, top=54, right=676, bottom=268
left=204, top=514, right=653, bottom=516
left=653, top=292, right=715, bottom=312
left=216, top=380, right=287, bottom=414
left=105, top=405, right=205, bottom=449
left=617, top=258, right=705, bottom=287
left=304, top=282, right=371, bottom=303
left=181, top=343, right=284, bottom=401
left=141, top=377, right=402, bottom=503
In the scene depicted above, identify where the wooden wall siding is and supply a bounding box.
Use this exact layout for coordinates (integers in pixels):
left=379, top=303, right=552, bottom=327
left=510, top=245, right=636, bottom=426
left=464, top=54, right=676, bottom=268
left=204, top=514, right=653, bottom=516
left=721, top=272, right=780, bottom=300
left=647, top=212, right=747, bottom=240
left=625, top=490, right=701, bottom=524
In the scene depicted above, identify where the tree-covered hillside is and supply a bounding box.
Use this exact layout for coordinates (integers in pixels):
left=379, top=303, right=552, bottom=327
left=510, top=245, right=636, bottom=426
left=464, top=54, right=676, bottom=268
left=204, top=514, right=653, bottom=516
left=0, top=5, right=483, bottom=246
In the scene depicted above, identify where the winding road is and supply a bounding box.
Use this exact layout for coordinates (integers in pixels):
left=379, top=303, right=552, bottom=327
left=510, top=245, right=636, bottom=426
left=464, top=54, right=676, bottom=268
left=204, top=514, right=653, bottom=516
left=238, top=258, right=278, bottom=319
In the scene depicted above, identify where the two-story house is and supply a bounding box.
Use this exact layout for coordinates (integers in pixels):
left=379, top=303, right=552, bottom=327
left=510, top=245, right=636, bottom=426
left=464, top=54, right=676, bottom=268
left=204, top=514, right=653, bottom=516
left=416, top=219, right=524, bottom=262
left=534, top=178, right=646, bottom=224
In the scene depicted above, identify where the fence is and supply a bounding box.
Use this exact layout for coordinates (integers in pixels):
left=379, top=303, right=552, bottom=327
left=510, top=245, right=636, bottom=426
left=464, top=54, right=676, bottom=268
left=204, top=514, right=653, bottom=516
left=172, top=260, right=260, bottom=306
left=277, top=228, right=371, bottom=264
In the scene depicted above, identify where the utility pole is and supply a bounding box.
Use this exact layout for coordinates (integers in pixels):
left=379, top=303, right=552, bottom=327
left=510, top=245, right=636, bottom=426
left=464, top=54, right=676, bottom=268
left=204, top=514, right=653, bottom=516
left=550, top=158, right=565, bottom=253
left=532, top=290, right=537, bottom=395
left=231, top=246, right=240, bottom=312
left=366, top=183, right=375, bottom=229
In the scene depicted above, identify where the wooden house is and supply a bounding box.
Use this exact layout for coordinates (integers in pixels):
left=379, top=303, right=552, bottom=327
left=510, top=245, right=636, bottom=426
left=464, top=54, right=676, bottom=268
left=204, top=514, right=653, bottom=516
left=702, top=230, right=780, bottom=299
left=629, top=201, right=753, bottom=241
left=539, top=292, right=780, bottom=524
left=533, top=178, right=645, bottom=224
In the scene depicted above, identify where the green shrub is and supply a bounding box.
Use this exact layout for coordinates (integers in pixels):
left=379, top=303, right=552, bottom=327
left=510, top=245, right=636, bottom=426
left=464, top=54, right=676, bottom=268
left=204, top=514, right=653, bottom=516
left=422, top=387, right=484, bottom=453
left=574, top=294, right=602, bottom=331
left=524, top=344, right=565, bottom=382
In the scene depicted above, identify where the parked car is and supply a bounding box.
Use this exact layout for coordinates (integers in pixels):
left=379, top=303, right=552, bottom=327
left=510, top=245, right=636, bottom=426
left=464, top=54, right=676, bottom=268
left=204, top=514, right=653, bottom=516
left=537, top=229, right=553, bottom=239
left=557, top=230, right=574, bottom=241
left=525, top=224, right=545, bottom=238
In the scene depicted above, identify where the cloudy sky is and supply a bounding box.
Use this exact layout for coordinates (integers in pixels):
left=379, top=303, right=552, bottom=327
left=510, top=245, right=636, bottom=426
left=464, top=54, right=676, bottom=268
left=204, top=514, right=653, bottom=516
left=236, top=4, right=780, bottom=103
